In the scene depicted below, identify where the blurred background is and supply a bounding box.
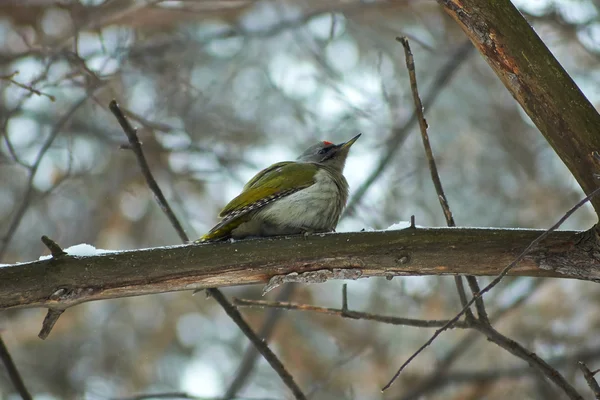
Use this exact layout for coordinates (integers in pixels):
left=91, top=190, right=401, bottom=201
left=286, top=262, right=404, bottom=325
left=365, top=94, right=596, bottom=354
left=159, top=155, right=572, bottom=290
left=2, top=0, right=600, bottom=399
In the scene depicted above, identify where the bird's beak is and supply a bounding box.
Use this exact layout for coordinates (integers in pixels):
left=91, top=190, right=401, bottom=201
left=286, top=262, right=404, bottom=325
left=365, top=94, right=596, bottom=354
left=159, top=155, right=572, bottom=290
left=338, top=133, right=361, bottom=150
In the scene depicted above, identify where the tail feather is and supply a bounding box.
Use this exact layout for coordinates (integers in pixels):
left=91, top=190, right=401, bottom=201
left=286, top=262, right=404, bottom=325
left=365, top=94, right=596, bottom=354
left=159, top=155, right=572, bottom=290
left=195, top=215, right=248, bottom=242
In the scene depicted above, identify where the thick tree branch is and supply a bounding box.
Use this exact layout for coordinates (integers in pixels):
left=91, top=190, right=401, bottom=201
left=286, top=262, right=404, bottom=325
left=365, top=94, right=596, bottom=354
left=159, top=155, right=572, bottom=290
left=437, top=0, right=600, bottom=216
left=1, top=227, right=600, bottom=312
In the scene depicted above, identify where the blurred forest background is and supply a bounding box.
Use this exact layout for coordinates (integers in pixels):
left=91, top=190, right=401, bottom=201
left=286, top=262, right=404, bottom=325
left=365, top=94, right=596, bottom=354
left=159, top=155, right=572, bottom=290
left=2, top=0, right=600, bottom=399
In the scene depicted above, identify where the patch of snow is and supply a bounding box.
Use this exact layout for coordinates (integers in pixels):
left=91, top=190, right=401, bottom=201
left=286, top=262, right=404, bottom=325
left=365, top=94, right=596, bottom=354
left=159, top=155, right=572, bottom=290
left=38, top=243, right=115, bottom=261
left=64, top=243, right=109, bottom=257
left=386, top=221, right=412, bottom=231
left=0, top=243, right=192, bottom=266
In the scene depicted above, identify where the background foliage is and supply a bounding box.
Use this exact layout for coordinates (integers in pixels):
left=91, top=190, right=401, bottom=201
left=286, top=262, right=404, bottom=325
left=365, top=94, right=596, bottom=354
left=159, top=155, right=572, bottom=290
left=2, top=0, right=600, bottom=399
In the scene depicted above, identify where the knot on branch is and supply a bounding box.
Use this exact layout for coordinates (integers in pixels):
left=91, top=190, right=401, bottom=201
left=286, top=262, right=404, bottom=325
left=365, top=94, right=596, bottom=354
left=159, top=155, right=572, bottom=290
left=49, top=287, right=97, bottom=303
left=263, top=268, right=363, bottom=295
left=536, top=226, right=600, bottom=280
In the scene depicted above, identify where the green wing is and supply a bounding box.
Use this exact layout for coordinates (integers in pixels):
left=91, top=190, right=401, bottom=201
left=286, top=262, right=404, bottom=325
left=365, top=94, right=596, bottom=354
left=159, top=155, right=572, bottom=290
left=199, top=162, right=317, bottom=241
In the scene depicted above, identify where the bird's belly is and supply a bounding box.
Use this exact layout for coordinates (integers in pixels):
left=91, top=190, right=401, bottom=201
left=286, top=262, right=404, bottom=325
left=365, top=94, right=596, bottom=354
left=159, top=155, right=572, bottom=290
left=231, top=178, right=343, bottom=238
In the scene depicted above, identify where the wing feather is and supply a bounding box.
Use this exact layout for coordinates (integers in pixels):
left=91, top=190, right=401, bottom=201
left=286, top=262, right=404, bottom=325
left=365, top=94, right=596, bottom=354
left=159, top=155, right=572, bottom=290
left=199, top=162, right=317, bottom=241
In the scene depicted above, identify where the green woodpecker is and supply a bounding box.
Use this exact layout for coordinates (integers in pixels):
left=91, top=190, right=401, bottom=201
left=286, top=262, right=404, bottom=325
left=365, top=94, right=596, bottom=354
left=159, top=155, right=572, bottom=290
left=198, top=133, right=361, bottom=242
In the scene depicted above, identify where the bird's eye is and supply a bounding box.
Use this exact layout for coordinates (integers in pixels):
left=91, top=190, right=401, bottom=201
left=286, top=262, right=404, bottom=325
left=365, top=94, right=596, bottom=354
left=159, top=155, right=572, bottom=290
left=319, top=147, right=331, bottom=155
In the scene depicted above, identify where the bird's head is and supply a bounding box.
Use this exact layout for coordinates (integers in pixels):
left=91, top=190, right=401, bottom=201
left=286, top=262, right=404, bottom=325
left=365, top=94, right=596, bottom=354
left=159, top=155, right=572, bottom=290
left=297, top=133, right=361, bottom=172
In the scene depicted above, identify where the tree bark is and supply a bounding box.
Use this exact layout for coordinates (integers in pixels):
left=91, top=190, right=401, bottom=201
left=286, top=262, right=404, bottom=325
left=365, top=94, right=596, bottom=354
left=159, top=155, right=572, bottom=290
left=437, top=0, right=600, bottom=216
left=1, top=228, right=600, bottom=311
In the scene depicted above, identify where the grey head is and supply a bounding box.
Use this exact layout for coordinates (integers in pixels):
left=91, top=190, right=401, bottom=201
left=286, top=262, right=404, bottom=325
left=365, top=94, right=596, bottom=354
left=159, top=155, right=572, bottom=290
left=296, top=133, right=361, bottom=173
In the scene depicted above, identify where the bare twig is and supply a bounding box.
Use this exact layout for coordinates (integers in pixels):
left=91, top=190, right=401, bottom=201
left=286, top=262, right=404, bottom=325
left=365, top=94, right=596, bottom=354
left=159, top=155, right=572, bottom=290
left=306, top=346, right=368, bottom=398
left=38, top=309, right=65, bottom=340
left=397, top=36, right=455, bottom=226
left=400, top=278, right=548, bottom=400
left=37, top=235, right=68, bottom=339
left=109, top=100, right=306, bottom=400
left=109, top=100, right=188, bottom=243
left=397, top=36, right=477, bottom=324
left=466, top=276, right=489, bottom=325
left=0, top=335, right=32, bottom=400
left=0, top=94, right=91, bottom=261
left=341, top=283, right=349, bottom=313
left=224, top=285, right=296, bottom=399
left=0, top=70, right=56, bottom=101
left=382, top=183, right=600, bottom=392
left=233, top=298, right=469, bottom=329
left=471, top=321, right=583, bottom=399
left=397, top=40, right=561, bottom=398
left=209, top=290, right=306, bottom=399
left=344, top=40, right=473, bottom=217
left=579, top=361, right=600, bottom=399
left=40, top=235, right=67, bottom=258
left=403, top=345, right=600, bottom=398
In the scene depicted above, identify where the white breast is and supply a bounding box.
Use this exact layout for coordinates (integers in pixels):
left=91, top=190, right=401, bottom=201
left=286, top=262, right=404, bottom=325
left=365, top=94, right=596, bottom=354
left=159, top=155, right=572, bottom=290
left=257, top=168, right=346, bottom=232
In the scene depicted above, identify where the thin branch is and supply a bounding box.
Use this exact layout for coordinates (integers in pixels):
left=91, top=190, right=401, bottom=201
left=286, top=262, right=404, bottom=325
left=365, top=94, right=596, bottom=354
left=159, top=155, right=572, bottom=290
left=382, top=183, right=600, bottom=392
left=397, top=36, right=455, bottom=227
left=344, top=40, right=473, bottom=218
left=579, top=361, right=600, bottom=399
left=0, top=70, right=56, bottom=101
left=404, top=345, right=600, bottom=397
left=397, top=36, right=477, bottom=324
left=38, top=309, right=64, bottom=340
left=109, top=100, right=306, bottom=400
left=400, top=278, right=548, bottom=400
left=466, top=276, right=489, bottom=325
left=453, top=276, right=473, bottom=320
left=210, top=289, right=306, bottom=399
left=233, top=298, right=469, bottom=329
left=37, top=235, right=68, bottom=339
left=0, top=335, right=32, bottom=400
left=40, top=235, right=67, bottom=258
left=224, top=285, right=296, bottom=399
left=341, top=283, right=349, bottom=313
left=0, top=94, right=91, bottom=261
left=471, top=321, right=583, bottom=400
left=109, top=100, right=188, bottom=243
left=306, top=346, right=368, bottom=398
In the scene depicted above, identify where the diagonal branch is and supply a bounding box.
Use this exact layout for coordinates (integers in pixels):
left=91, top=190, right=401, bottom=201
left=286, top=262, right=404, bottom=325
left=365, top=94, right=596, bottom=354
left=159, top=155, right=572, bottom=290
left=382, top=184, right=600, bottom=393
left=397, top=35, right=481, bottom=324
left=471, top=321, right=583, bottom=399
left=108, top=101, right=306, bottom=400
left=400, top=278, right=548, bottom=400
left=344, top=40, right=473, bottom=217
left=109, top=100, right=188, bottom=244
left=0, top=335, right=32, bottom=400
left=224, top=285, right=296, bottom=399
left=37, top=235, right=67, bottom=339
left=579, top=361, right=600, bottom=400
